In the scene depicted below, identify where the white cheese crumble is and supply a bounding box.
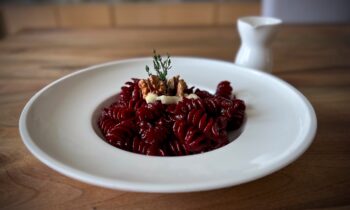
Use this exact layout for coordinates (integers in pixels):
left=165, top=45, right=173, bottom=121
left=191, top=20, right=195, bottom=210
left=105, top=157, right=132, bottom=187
left=145, top=93, right=199, bottom=104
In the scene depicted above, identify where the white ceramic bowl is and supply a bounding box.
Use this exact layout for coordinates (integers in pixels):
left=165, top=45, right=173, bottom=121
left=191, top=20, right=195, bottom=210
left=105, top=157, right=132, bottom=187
left=19, top=57, right=317, bottom=192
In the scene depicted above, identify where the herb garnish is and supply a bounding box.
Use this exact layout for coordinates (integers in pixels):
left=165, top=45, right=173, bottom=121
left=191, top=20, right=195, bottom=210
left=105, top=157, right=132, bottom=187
left=146, top=50, right=172, bottom=81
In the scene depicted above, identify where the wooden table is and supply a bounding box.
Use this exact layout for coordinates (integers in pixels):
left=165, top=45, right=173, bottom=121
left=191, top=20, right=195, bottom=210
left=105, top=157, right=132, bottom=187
left=1, top=25, right=350, bottom=210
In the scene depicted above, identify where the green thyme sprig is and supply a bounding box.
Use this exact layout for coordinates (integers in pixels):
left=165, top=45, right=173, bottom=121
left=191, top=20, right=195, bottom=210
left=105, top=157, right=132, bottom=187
left=145, top=50, right=172, bottom=81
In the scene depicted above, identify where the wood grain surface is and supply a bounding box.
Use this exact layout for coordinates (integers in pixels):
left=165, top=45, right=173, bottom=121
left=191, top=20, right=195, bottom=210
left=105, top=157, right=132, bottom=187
left=0, top=25, right=350, bottom=210
left=0, top=2, right=260, bottom=34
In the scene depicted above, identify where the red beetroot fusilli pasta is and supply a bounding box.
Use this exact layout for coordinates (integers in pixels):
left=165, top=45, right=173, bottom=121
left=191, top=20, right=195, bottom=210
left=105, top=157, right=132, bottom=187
left=98, top=79, right=245, bottom=156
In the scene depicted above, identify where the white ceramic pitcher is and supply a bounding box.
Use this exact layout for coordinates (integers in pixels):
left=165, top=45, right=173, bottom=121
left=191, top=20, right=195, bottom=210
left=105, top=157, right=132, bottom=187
left=235, top=16, right=282, bottom=73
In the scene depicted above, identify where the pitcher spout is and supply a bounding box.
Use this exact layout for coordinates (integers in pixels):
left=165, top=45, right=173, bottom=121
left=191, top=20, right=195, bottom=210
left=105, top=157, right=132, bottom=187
left=239, top=16, right=282, bottom=29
